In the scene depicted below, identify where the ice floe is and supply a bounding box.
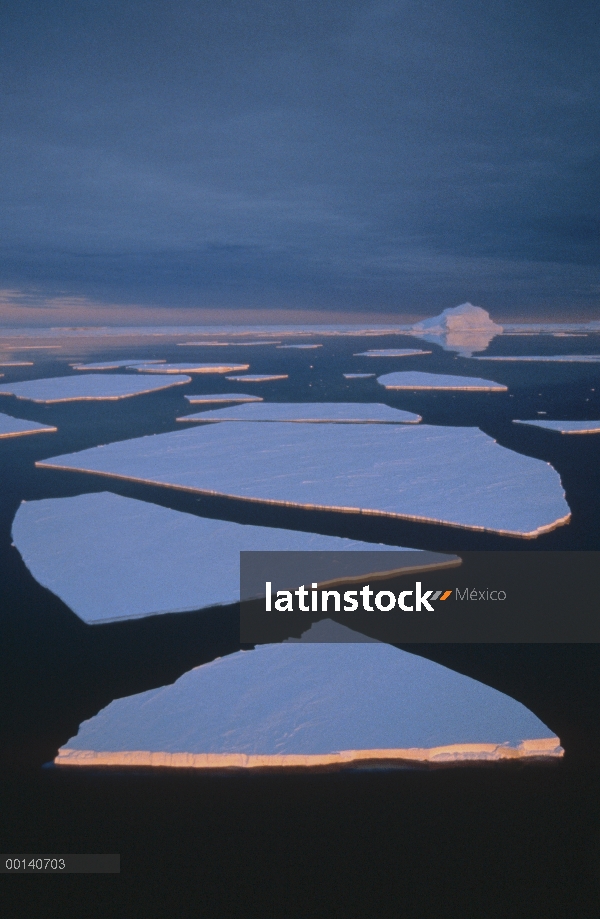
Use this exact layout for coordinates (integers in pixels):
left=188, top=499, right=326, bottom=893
left=514, top=420, right=600, bottom=434
left=0, top=361, right=34, bottom=367
left=177, top=403, right=421, bottom=424
left=0, top=412, right=57, bottom=439
left=0, top=374, right=191, bottom=403
left=12, top=492, right=446, bottom=624
left=276, top=344, right=322, bottom=349
left=185, top=393, right=263, bottom=404
left=225, top=374, right=288, bottom=382
left=132, top=362, right=250, bottom=374
left=377, top=372, right=507, bottom=391
left=54, top=622, right=562, bottom=769
left=343, top=373, right=375, bottom=379
left=409, top=303, right=503, bottom=356
left=472, top=355, right=600, bottom=363
left=178, top=340, right=281, bottom=347
left=37, top=422, right=570, bottom=537
left=72, top=360, right=165, bottom=371
left=353, top=349, right=431, bottom=357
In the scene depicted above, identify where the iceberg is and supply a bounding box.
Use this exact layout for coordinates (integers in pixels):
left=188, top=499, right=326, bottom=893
left=343, top=373, right=376, bottom=379
left=177, top=402, right=421, bottom=424
left=353, top=349, right=431, bottom=358
left=11, top=492, right=449, bottom=624
left=0, top=374, right=191, bottom=403
left=472, top=355, right=600, bottom=363
left=54, top=623, right=562, bottom=769
left=132, top=362, right=250, bottom=374
left=225, top=374, right=289, bottom=382
left=409, top=303, right=502, bottom=356
left=185, top=393, right=263, bottom=404
left=377, top=372, right=507, bottom=391
left=37, top=422, right=570, bottom=537
left=514, top=420, right=600, bottom=435
left=0, top=412, right=57, bottom=439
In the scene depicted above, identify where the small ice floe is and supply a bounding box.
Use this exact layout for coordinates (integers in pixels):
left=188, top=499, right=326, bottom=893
left=178, top=341, right=281, bottom=347
left=225, top=374, right=288, bottom=382
left=185, top=393, right=263, bottom=404
left=177, top=403, right=421, bottom=424
left=0, top=362, right=34, bottom=367
left=514, top=420, right=600, bottom=435
left=54, top=620, right=562, bottom=769
left=132, top=362, right=250, bottom=374
left=472, top=355, right=600, bottom=362
left=0, top=374, right=191, bottom=403
left=377, top=371, right=507, bottom=391
left=72, top=360, right=166, bottom=371
left=37, top=422, right=570, bottom=537
left=343, top=373, right=375, bottom=379
left=276, top=344, right=322, bottom=349
left=0, top=412, right=57, bottom=439
left=353, top=349, right=431, bottom=357
left=11, top=492, right=446, bottom=624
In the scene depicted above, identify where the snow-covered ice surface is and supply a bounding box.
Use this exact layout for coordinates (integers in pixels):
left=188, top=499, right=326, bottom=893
left=132, top=362, right=250, bottom=374
left=0, top=374, right=191, bottom=403
left=472, top=355, right=600, bottom=362
left=185, top=393, right=263, bottom=404
left=72, top=360, right=165, bottom=370
left=11, top=492, right=448, bottom=624
left=353, top=349, right=431, bottom=357
left=377, top=371, right=507, bottom=391
left=177, top=403, right=421, bottom=424
left=343, top=373, right=375, bottom=379
left=37, top=422, right=570, bottom=537
left=514, top=420, right=600, bottom=434
left=0, top=412, right=57, bottom=439
left=225, top=374, right=289, bottom=382
left=54, top=621, right=562, bottom=768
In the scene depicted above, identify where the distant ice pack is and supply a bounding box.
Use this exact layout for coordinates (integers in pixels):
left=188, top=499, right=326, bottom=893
left=177, top=402, right=421, bottom=424
left=472, top=355, right=600, bottom=362
left=514, top=420, right=600, bottom=434
left=0, top=412, right=56, bottom=439
left=377, top=371, right=507, bottom=391
left=0, top=374, right=191, bottom=403
left=55, top=621, right=561, bottom=769
left=37, top=422, right=570, bottom=537
left=11, top=492, right=446, bottom=624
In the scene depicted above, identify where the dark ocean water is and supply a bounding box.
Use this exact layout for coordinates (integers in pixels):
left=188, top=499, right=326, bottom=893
left=1, top=332, right=600, bottom=917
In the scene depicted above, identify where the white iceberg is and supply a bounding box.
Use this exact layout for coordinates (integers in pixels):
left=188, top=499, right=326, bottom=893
left=353, top=349, right=431, bottom=357
left=343, top=373, right=376, bottom=379
left=225, top=374, right=288, bottom=382
left=0, top=374, right=191, bottom=403
left=472, top=355, right=600, bottom=363
left=177, top=403, right=421, bottom=424
left=377, top=372, right=507, bottom=391
left=72, top=360, right=166, bottom=371
left=514, top=420, right=600, bottom=434
left=185, top=393, right=263, bottom=404
left=0, top=412, right=57, bottom=439
left=54, top=622, right=562, bottom=769
left=409, top=303, right=502, bottom=356
left=37, top=422, right=570, bottom=537
left=11, top=492, right=449, bottom=625
left=132, top=362, right=250, bottom=374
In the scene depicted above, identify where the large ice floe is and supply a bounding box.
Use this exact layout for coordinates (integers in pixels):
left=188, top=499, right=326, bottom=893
left=54, top=619, right=562, bottom=769
left=472, top=355, right=600, bottom=362
left=185, top=393, right=263, bottom=404
left=377, top=371, right=507, bottom=391
left=0, top=412, right=57, bottom=439
left=37, top=422, right=570, bottom=536
left=132, top=362, right=250, bottom=374
left=177, top=403, right=421, bottom=424
left=225, top=374, right=288, bottom=382
left=72, top=360, right=166, bottom=370
left=11, top=492, right=451, bottom=624
left=514, top=420, right=600, bottom=434
left=0, top=374, right=191, bottom=403
left=353, top=349, right=431, bottom=357
left=409, top=303, right=503, bottom=356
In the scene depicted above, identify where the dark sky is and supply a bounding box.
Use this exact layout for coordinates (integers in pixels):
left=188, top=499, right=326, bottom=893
left=1, top=0, right=599, bottom=319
